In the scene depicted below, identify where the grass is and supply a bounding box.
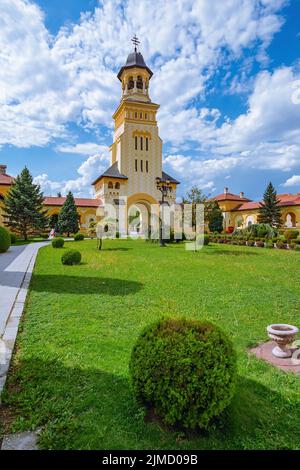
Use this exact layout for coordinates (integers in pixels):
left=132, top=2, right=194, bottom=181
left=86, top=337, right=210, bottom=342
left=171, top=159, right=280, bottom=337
left=12, top=236, right=47, bottom=246
left=1, top=239, right=300, bottom=449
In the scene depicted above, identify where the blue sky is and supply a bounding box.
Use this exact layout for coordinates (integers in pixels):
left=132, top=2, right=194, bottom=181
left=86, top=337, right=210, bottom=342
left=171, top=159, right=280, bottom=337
left=1, top=0, right=300, bottom=200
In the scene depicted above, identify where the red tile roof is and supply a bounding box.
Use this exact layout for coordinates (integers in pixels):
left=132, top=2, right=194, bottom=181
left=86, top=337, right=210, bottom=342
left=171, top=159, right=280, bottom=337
left=236, top=193, right=300, bottom=211
left=0, top=173, right=14, bottom=185
left=213, top=192, right=251, bottom=202
left=44, top=197, right=101, bottom=207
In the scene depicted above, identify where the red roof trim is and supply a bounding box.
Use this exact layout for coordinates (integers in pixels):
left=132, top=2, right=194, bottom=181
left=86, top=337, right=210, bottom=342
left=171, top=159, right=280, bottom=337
left=44, top=197, right=101, bottom=207
left=0, top=174, right=14, bottom=185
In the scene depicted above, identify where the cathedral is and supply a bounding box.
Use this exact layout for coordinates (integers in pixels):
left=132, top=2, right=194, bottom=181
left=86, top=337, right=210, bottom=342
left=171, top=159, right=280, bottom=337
left=0, top=40, right=299, bottom=234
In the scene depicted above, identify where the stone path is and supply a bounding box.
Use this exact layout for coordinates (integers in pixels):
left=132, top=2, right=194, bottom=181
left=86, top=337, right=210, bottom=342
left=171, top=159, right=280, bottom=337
left=0, top=242, right=49, bottom=395
left=1, top=431, right=39, bottom=450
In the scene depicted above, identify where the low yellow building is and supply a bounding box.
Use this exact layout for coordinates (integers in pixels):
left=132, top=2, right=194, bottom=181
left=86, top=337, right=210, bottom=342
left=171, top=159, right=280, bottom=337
left=213, top=187, right=300, bottom=231
left=0, top=165, right=99, bottom=234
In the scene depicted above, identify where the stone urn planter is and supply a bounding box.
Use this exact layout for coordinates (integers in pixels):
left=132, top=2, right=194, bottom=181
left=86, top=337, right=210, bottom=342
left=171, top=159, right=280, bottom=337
left=267, top=324, right=299, bottom=358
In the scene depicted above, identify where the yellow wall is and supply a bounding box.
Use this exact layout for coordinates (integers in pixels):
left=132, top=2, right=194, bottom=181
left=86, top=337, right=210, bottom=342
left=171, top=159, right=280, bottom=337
left=46, top=205, right=98, bottom=234
left=0, top=183, right=12, bottom=226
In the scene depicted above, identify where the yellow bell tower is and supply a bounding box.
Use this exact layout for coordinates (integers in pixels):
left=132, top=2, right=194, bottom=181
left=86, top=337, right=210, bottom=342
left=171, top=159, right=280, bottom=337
left=93, top=37, right=179, bottom=209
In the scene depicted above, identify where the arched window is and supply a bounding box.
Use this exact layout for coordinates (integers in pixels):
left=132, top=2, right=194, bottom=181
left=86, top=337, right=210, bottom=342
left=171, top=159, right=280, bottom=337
left=135, top=159, right=138, bottom=172
left=137, top=76, right=143, bottom=89
left=134, top=112, right=137, bottom=118
left=146, top=160, right=149, bottom=173
left=146, top=137, right=149, bottom=151
left=128, top=76, right=134, bottom=90
left=108, top=181, right=113, bottom=189
left=145, top=113, right=148, bottom=119
left=285, top=212, right=296, bottom=228
left=246, top=215, right=254, bottom=226
left=140, top=136, right=143, bottom=150
left=135, top=136, right=137, bottom=150
left=115, top=182, right=120, bottom=190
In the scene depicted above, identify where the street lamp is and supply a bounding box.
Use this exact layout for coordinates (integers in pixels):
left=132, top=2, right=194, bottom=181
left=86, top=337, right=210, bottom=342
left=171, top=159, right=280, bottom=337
left=155, top=176, right=172, bottom=247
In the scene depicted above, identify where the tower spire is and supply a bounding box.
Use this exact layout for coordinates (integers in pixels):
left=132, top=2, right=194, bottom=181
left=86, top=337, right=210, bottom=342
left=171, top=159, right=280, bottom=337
left=131, top=34, right=140, bottom=52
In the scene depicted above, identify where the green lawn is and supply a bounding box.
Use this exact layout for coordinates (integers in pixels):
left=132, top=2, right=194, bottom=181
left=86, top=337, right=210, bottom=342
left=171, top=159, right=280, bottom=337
left=2, top=240, right=300, bottom=449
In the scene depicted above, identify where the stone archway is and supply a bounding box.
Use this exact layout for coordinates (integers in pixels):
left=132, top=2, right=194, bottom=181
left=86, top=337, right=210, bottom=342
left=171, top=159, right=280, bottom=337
left=127, top=193, right=158, bottom=238
left=284, top=212, right=296, bottom=228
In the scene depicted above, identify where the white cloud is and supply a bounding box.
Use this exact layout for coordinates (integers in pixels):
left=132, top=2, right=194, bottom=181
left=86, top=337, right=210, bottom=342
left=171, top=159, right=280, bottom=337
left=56, top=142, right=108, bottom=155
left=0, top=0, right=287, bottom=147
left=34, top=152, right=109, bottom=197
left=164, top=153, right=241, bottom=190
left=282, top=175, right=300, bottom=187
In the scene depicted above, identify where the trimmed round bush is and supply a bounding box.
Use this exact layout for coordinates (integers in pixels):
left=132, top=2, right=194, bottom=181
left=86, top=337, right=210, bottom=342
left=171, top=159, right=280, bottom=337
left=52, top=237, right=64, bottom=248
left=130, top=317, right=237, bottom=430
left=284, top=230, right=299, bottom=241
left=0, top=226, right=11, bottom=253
left=61, top=249, right=81, bottom=265
left=256, top=240, right=265, bottom=247
left=10, top=232, right=17, bottom=244
left=74, top=233, right=84, bottom=241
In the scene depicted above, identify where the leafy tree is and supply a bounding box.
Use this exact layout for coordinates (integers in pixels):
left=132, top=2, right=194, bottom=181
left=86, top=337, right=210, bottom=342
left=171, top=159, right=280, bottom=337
left=207, top=201, right=223, bottom=233
left=57, top=191, right=79, bottom=237
left=183, top=186, right=208, bottom=230
left=258, top=182, right=282, bottom=228
left=182, top=186, right=207, bottom=206
left=3, top=167, right=48, bottom=240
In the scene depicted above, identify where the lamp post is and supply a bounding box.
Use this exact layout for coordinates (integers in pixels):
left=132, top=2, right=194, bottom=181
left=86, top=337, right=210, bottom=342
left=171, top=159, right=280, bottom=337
left=155, top=176, right=172, bottom=247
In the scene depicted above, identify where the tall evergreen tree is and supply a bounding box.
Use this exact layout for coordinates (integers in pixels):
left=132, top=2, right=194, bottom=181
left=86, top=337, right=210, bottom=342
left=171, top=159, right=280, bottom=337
left=258, top=182, right=282, bottom=228
left=57, top=191, right=79, bottom=237
left=207, top=201, right=223, bottom=233
left=3, top=167, right=48, bottom=240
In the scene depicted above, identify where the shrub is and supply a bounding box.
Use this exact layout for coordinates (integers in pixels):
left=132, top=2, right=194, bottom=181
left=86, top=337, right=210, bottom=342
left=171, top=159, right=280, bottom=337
left=265, top=241, right=274, bottom=249
left=10, top=232, right=17, bottom=244
left=256, top=240, right=265, bottom=247
left=0, top=226, right=11, bottom=253
left=52, top=237, right=64, bottom=248
left=284, top=230, right=299, bottom=241
left=74, top=233, right=84, bottom=241
left=247, top=240, right=255, bottom=246
left=276, top=240, right=286, bottom=249
left=130, top=318, right=236, bottom=430
left=61, top=249, right=82, bottom=265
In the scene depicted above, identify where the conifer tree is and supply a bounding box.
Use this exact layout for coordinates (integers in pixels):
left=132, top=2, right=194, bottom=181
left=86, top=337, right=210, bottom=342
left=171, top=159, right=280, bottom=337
left=57, top=191, right=79, bottom=237
left=258, top=182, right=282, bottom=228
left=207, top=201, right=223, bottom=233
left=3, top=167, right=48, bottom=240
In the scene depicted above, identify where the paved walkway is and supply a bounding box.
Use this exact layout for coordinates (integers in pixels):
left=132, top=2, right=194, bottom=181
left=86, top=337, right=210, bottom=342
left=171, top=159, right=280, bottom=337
left=0, top=243, right=48, bottom=336
left=0, top=242, right=49, bottom=396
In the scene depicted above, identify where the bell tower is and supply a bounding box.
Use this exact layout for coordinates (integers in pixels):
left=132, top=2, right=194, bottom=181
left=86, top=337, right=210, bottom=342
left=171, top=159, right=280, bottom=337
left=92, top=37, right=179, bottom=209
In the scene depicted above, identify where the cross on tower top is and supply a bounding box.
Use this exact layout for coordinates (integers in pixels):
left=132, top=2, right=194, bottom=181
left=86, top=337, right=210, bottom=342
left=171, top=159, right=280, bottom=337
left=131, top=35, right=140, bottom=52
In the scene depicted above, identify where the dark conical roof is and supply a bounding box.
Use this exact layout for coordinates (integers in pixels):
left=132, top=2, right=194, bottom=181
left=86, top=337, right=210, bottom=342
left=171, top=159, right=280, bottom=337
left=117, top=50, right=153, bottom=80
